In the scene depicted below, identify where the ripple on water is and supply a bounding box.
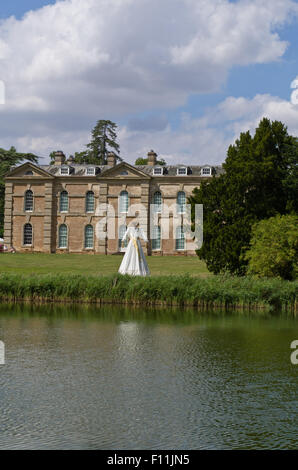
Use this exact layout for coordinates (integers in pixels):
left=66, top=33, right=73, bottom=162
left=0, top=307, right=297, bottom=449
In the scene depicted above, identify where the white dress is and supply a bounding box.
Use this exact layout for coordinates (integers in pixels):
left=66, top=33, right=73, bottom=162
left=118, top=227, right=150, bottom=276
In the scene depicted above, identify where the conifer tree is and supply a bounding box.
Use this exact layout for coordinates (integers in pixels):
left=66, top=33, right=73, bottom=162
left=189, top=118, right=298, bottom=275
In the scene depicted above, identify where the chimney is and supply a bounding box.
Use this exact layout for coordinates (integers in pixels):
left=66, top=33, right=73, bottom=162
left=54, top=150, right=66, bottom=166
left=67, top=155, right=74, bottom=164
left=147, top=150, right=157, bottom=166
left=107, top=152, right=117, bottom=167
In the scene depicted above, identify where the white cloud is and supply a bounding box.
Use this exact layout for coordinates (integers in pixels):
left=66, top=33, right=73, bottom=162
left=0, top=0, right=297, bottom=160
left=1, top=92, right=298, bottom=166
left=118, top=93, right=298, bottom=165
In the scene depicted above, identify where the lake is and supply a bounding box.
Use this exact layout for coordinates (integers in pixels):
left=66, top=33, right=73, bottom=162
left=0, top=303, right=297, bottom=449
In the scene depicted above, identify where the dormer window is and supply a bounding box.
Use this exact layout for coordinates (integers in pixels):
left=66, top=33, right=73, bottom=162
left=60, top=166, right=70, bottom=176
left=177, top=167, right=187, bottom=176
left=86, top=167, right=95, bottom=176
left=201, top=167, right=211, bottom=176
left=153, top=167, right=163, bottom=176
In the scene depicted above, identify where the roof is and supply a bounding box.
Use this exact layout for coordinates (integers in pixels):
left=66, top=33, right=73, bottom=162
left=37, top=163, right=224, bottom=177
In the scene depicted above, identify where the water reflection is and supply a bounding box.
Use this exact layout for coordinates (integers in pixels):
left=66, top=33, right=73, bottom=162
left=0, top=303, right=297, bottom=449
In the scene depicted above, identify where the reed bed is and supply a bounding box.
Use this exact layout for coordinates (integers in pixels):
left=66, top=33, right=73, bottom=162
left=0, top=273, right=296, bottom=312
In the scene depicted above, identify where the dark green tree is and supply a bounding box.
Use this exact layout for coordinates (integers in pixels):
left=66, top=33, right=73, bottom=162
left=135, top=157, right=166, bottom=165
left=280, top=139, right=298, bottom=213
left=73, top=150, right=89, bottom=164
left=49, top=150, right=59, bottom=164
left=0, top=147, right=38, bottom=237
left=189, top=118, right=298, bottom=275
left=73, top=120, right=121, bottom=165
left=87, top=119, right=120, bottom=164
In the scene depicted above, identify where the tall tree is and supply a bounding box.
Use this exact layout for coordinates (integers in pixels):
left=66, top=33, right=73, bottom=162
left=189, top=118, right=298, bottom=275
left=72, top=120, right=121, bottom=165
left=280, top=139, right=298, bottom=214
left=0, top=147, right=38, bottom=237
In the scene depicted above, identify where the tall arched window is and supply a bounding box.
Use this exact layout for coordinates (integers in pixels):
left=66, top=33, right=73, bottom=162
left=152, top=225, right=161, bottom=250
left=118, top=224, right=128, bottom=251
left=84, top=225, right=94, bottom=249
left=153, top=191, right=162, bottom=213
left=59, top=224, right=68, bottom=248
left=119, top=191, right=129, bottom=213
left=86, top=191, right=94, bottom=213
left=60, top=191, right=69, bottom=212
left=23, top=223, right=33, bottom=245
left=175, top=226, right=185, bottom=250
left=24, top=190, right=33, bottom=212
left=177, top=191, right=186, bottom=214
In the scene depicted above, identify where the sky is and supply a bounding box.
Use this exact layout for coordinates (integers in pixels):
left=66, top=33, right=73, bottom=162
left=1, top=0, right=298, bottom=165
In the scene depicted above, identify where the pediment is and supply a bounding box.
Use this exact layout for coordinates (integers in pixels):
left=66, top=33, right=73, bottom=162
left=5, top=162, right=54, bottom=179
left=99, top=162, right=151, bottom=180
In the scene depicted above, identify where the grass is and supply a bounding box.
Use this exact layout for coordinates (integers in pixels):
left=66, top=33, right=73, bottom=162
left=0, top=254, right=296, bottom=312
left=0, top=272, right=296, bottom=312
left=0, top=253, right=211, bottom=277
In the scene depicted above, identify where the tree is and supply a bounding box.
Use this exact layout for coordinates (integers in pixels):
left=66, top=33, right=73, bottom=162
left=280, top=139, right=298, bottom=214
left=72, top=120, right=121, bottom=165
left=135, top=157, right=166, bottom=165
left=49, top=150, right=60, bottom=164
left=0, top=147, right=38, bottom=237
left=189, top=118, right=298, bottom=275
left=245, top=215, right=298, bottom=280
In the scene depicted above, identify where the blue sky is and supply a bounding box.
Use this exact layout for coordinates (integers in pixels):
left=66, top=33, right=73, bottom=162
left=0, top=0, right=298, bottom=164
left=0, top=0, right=57, bottom=19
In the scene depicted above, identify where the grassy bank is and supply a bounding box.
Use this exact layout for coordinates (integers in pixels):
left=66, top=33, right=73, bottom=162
left=0, top=273, right=296, bottom=312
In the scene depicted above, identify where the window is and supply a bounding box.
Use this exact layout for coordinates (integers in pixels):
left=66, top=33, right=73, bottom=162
left=24, top=190, right=33, bottom=211
left=175, top=226, right=185, bottom=250
left=152, top=225, right=161, bottom=250
left=153, top=191, right=162, bottom=213
left=177, top=167, right=187, bottom=176
left=119, top=191, right=129, bottom=213
left=153, top=167, right=163, bottom=175
left=59, top=224, right=68, bottom=248
left=86, top=191, right=94, bottom=212
left=177, top=191, right=186, bottom=214
left=23, top=223, right=32, bottom=245
left=60, top=166, right=70, bottom=175
left=201, top=167, right=211, bottom=176
left=60, top=191, right=69, bottom=212
left=118, top=224, right=128, bottom=251
left=25, top=170, right=33, bottom=176
left=84, top=225, right=94, bottom=249
left=121, top=171, right=128, bottom=175
left=86, top=167, right=95, bottom=175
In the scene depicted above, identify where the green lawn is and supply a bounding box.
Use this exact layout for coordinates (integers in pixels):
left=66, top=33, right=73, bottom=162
left=0, top=253, right=211, bottom=277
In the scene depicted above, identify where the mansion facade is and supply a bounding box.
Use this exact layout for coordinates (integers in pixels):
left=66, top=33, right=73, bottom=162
left=4, top=150, right=223, bottom=255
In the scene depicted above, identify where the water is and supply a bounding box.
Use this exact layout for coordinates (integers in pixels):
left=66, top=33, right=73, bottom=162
left=0, top=303, right=297, bottom=450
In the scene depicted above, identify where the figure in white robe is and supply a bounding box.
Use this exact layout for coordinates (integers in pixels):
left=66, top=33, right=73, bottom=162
left=118, top=224, right=150, bottom=276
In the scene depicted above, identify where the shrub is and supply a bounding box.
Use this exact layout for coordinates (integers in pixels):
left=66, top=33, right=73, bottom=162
left=245, top=214, right=298, bottom=280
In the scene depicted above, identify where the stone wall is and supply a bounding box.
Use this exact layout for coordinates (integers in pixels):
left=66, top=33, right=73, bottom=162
left=4, top=170, right=202, bottom=255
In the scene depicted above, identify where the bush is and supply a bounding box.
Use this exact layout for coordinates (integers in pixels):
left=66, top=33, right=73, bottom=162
left=245, top=214, right=298, bottom=280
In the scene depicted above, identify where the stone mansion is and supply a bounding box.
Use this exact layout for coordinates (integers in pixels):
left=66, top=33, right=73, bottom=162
left=4, top=150, right=223, bottom=255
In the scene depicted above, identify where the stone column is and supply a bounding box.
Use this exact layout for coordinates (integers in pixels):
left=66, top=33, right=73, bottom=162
left=140, top=183, right=150, bottom=255
left=98, top=183, right=108, bottom=254
left=3, top=182, right=13, bottom=249
left=44, top=182, right=53, bottom=253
